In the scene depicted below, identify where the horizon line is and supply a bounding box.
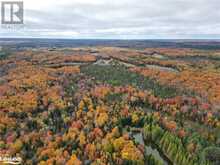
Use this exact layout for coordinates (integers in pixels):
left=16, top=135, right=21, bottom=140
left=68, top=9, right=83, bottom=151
left=1, top=37, right=220, bottom=41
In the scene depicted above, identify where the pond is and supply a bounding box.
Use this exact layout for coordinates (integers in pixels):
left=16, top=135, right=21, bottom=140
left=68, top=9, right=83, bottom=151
left=94, top=58, right=136, bottom=67
left=145, top=64, right=179, bottom=73
left=94, top=59, right=113, bottom=65
left=151, top=54, right=169, bottom=60
left=131, top=131, right=172, bottom=165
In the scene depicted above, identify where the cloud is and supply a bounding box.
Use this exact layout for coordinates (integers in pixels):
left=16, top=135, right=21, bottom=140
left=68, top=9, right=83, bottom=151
left=0, top=0, right=220, bottom=38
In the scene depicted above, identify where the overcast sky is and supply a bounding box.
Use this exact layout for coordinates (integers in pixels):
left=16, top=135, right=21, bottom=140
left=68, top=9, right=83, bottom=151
left=0, top=0, right=220, bottom=39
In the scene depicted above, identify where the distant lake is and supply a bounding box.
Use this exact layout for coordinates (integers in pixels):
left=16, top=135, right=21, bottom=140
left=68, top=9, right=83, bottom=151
left=1, top=38, right=220, bottom=50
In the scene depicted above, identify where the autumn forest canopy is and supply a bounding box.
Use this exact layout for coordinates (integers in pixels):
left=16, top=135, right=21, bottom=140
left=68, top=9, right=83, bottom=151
left=0, top=45, right=220, bottom=165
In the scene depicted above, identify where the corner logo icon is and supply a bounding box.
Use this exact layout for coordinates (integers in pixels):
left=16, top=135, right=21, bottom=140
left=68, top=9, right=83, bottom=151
left=1, top=1, right=23, bottom=24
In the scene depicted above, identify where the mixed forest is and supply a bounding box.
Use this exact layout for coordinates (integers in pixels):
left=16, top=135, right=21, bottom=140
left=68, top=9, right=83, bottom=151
left=0, top=47, right=220, bottom=165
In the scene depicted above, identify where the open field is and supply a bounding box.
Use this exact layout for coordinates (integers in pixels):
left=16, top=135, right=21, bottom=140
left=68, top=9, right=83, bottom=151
left=0, top=44, right=220, bottom=165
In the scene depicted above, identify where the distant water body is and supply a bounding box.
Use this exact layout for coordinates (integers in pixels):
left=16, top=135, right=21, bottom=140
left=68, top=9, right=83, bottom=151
left=1, top=38, right=220, bottom=50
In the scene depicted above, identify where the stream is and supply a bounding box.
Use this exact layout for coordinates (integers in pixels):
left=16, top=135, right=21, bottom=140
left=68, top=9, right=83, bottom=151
left=127, top=129, right=172, bottom=165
